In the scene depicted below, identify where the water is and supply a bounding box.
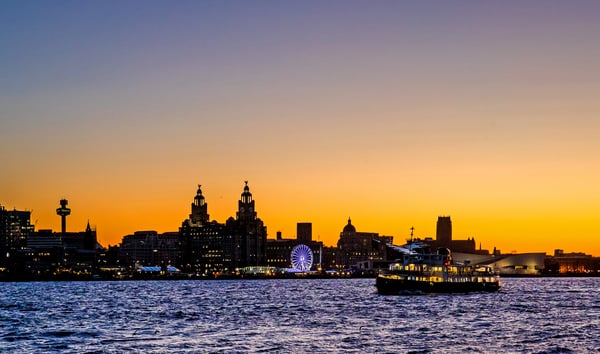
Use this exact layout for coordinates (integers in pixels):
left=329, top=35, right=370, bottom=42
left=0, top=278, right=598, bottom=353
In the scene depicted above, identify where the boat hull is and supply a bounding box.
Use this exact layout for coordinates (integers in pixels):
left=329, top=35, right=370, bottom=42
left=376, top=275, right=500, bottom=295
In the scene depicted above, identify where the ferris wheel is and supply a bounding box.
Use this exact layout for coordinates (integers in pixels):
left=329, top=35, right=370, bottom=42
left=291, top=244, right=313, bottom=271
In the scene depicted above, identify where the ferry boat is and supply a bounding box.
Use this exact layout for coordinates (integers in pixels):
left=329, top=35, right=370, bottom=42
left=376, top=246, right=501, bottom=295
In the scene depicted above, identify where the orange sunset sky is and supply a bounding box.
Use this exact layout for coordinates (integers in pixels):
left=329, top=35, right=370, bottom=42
left=1, top=1, right=599, bottom=256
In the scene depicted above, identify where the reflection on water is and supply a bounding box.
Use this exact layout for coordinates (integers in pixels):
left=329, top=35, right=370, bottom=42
left=0, top=278, right=598, bottom=352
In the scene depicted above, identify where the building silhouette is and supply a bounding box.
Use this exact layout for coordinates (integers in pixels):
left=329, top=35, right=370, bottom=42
left=266, top=223, right=323, bottom=269
left=119, top=231, right=179, bottom=267
left=436, top=216, right=452, bottom=247
left=179, top=185, right=230, bottom=274
left=225, top=181, right=267, bottom=269
left=432, top=216, right=477, bottom=253
left=545, top=249, right=600, bottom=274
left=0, top=205, right=34, bottom=268
left=296, top=223, right=312, bottom=243
left=0, top=200, right=98, bottom=278
left=336, top=218, right=393, bottom=268
left=179, top=182, right=267, bottom=274
left=56, top=199, right=71, bottom=235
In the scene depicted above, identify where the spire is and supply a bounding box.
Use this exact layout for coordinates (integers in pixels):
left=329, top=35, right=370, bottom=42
left=84, top=219, right=96, bottom=250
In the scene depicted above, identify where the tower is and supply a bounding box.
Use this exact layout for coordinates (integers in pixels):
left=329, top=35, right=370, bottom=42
left=189, top=184, right=209, bottom=225
left=83, top=220, right=96, bottom=250
left=297, top=222, right=312, bottom=243
left=236, top=181, right=257, bottom=221
left=228, top=181, right=266, bottom=267
left=436, top=216, right=452, bottom=247
left=56, top=199, right=71, bottom=235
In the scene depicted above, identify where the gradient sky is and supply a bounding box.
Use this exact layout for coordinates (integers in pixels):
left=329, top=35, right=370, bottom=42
left=2, top=1, right=600, bottom=256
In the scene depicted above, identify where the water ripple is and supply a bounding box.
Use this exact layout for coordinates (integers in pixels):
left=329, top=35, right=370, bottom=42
left=0, top=278, right=598, bottom=352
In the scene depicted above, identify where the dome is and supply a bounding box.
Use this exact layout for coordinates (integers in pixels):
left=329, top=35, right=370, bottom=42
left=240, top=181, right=253, bottom=203
left=343, top=218, right=356, bottom=233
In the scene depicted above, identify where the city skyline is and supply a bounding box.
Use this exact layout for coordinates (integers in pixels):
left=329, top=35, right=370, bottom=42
left=2, top=182, right=597, bottom=257
left=2, top=1, right=600, bottom=256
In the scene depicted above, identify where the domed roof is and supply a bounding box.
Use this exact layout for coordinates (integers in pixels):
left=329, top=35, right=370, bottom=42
left=195, top=184, right=205, bottom=199
left=242, top=181, right=251, bottom=196
left=343, top=217, right=356, bottom=233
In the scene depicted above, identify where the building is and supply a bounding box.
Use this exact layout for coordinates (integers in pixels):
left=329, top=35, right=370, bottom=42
left=451, top=251, right=546, bottom=275
left=1, top=200, right=100, bottom=278
left=436, top=216, right=452, bottom=246
left=429, top=216, right=481, bottom=253
left=320, top=246, right=339, bottom=270
left=296, top=223, right=312, bottom=243
left=179, top=182, right=268, bottom=274
left=545, top=250, right=600, bottom=274
left=225, top=181, right=267, bottom=268
left=179, top=185, right=231, bottom=274
left=336, top=218, right=393, bottom=268
left=266, top=223, right=323, bottom=270
left=0, top=205, right=34, bottom=268
left=119, top=231, right=179, bottom=267
left=23, top=229, right=63, bottom=273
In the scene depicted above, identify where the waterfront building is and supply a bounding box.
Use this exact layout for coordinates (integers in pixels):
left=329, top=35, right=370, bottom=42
left=225, top=182, right=267, bottom=268
left=296, top=223, right=312, bottom=243
left=0, top=200, right=100, bottom=277
left=429, top=216, right=481, bottom=253
left=544, top=249, right=600, bottom=274
left=119, top=231, right=179, bottom=267
left=179, top=185, right=231, bottom=274
left=266, top=223, right=323, bottom=269
left=50, top=199, right=98, bottom=274
left=179, top=182, right=267, bottom=274
left=336, top=218, right=393, bottom=268
left=436, top=216, right=452, bottom=246
left=22, top=229, right=62, bottom=273
left=451, top=251, right=546, bottom=275
left=320, top=246, right=339, bottom=270
left=0, top=205, right=34, bottom=267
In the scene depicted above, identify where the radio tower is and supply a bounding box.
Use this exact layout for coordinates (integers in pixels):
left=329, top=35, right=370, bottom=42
left=56, top=199, right=71, bottom=235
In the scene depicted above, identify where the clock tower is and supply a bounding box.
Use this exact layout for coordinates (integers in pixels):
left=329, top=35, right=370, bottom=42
left=227, top=181, right=267, bottom=267
left=236, top=181, right=257, bottom=221
left=190, top=184, right=209, bottom=225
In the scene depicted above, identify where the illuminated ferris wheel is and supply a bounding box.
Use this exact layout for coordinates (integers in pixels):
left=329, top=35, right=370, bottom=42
left=291, top=244, right=313, bottom=271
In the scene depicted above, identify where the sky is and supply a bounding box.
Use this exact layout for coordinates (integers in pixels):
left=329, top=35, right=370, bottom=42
left=1, top=1, right=600, bottom=256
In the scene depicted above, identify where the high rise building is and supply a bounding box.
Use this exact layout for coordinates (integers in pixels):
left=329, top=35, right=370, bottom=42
left=0, top=205, right=34, bottom=267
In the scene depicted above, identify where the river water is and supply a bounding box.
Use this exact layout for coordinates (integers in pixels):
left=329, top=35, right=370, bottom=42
left=0, top=277, right=598, bottom=353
